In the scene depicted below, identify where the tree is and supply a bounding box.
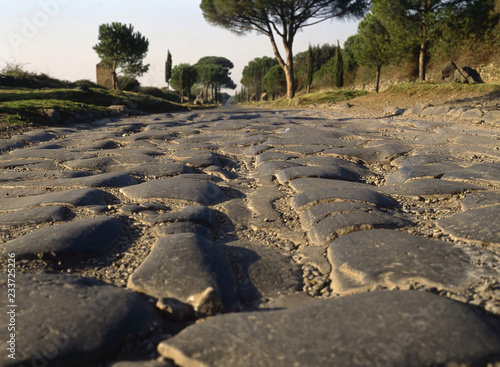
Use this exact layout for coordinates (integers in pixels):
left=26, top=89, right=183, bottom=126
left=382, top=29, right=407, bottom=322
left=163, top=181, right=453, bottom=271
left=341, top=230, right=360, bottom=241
left=342, top=36, right=358, bottom=75
left=430, top=0, right=500, bottom=64
left=194, top=56, right=236, bottom=103
left=306, top=45, right=314, bottom=94
left=262, top=65, right=287, bottom=99
left=241, top=56, right=278, bottom=101
left=294, top=44, right=337, bottom=91
left=165, top=51, right=172, bottom=91
left=333, top=40, right=344, bottom=88
left=200, top=0, right=369, bottom=99
left=371, top=0, right=478, bottom=81
left=93, top=22, right=149, bottom=90
left=352, top=12, right=393, bottom=92
left=170, top=63, right=197, bottom=101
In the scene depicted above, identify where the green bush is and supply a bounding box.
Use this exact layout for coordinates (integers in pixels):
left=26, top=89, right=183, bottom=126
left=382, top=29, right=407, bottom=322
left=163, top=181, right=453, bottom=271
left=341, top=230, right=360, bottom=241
left=118, top=76, right=140, bottom=91
left=73, top=79, right=102, bottom=89
left=139, top=86, right=166, bottom=99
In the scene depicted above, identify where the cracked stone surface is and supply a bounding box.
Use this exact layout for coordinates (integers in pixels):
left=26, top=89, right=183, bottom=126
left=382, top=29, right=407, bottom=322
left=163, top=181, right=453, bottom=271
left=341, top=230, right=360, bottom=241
left=158, top=291, right=500, bottom=367
left=327, top=229, right=480, bottom=294
left=1, top=106, right=499, bottom=366
left=0, top=273, right=161, bottom=367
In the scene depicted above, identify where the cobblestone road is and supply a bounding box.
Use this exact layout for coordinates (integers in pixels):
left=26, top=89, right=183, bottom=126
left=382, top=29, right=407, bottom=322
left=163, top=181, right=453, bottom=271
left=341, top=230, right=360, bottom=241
left=1, top=106, right=499, bottom=366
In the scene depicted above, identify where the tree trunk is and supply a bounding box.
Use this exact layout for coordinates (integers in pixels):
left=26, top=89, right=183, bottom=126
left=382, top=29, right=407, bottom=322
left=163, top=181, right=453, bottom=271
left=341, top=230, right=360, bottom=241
left=284, top=64, right=294, bottom=100
left=112, top=71, right=118, bottom=90
left=284, top=42, right=295, bottom=99
left=375, top=65, right=381, bottom=93
left=266, top=26, right=295, bottom=99
left=419, top=42, right=427, bottom=81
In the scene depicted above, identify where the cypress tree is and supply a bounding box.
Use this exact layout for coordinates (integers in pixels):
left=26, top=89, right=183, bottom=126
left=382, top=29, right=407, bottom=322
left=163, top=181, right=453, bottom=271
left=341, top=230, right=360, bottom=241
left=165, top=50, right=172, bottom=91
left=333, top=40, right=344, bottom=88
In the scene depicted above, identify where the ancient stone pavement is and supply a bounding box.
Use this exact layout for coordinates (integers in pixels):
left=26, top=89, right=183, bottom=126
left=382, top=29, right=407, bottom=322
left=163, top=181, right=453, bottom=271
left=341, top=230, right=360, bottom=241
left=1, top=106, right=500, bottom=366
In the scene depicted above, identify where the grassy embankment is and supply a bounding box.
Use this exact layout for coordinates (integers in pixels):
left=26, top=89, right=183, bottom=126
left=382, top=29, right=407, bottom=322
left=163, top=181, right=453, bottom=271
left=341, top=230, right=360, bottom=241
left=248, top=82, right=500, bottom=110
left=0, top=87, right=188, bottom=127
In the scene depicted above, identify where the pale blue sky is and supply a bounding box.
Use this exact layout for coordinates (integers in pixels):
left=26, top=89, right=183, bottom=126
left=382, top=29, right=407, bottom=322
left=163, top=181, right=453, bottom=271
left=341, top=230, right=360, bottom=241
left=1, top=0, right=360, bottom=91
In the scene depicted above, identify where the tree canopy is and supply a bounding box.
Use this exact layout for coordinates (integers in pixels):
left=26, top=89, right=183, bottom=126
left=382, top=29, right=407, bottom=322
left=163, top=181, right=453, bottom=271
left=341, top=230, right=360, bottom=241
left=262, top=65, right=287, bottom=99
left=170, top=63, right=197, bottom=101
left=200, top=0, right=369, bottom=99
left=93, top=22, right=149, bottom=90
left=241, top=56, right=278, bottom=100
left=194, top=56, right=236, bottom=103
left=351, top=12, right=393, bottom=92
left=371, top=0, right=481, bottom=81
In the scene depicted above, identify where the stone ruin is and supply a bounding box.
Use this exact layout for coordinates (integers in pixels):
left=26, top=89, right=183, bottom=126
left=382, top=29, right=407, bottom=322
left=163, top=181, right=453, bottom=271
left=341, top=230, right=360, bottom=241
left=96, top=61, right=113, bottom=89
left=441, top=61, right=484, bottom=84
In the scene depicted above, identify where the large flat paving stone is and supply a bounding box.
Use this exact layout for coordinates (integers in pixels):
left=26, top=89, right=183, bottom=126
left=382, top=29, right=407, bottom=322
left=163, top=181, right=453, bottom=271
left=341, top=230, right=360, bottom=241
left=122, top=130, right=175, bottom=142
left=170, top=150, right=221, bottom=168
left=265, top=125, right=349, bottom=146
left=0, top=138, right=28, bottom=153
left=0, top=205, right=70, bottom=226
left=308, top=212, right=412, bottom=247
left=0, top=217, right=123, bottom=260
left=461, top=191, right=500, bottom=210
left=398, top=154, right=463, bottom=168
left=323, top=143, right=411, bottom=163
left=382, top=178, right=483, bottom=197
left=255, top=150, right=298, bottom=166
left=254, top=161, right=302, bottom=177
left=227, top=240, right=302, bottom=306
left=289, top=177, right=381, bottom=194
left=299, top=202, right=377, bottom=230
left=154, top=222, right=214, bottom=240
left=158, top=290, right=500, bottom=367
left=0, top=273, right=161, bottom=367
left=328, top=229, right=475, bottom=294
left=386, top=163, right=462, bottom=186
left=6, top=145, right=95, bottom=161
left=292, top=187, right=400, bottom=212
left=120, top=175, right=228, bottom=205
left=438, top=205, right=500, bottom=246
left=3, top=172, right=138, bottom=188
left=442, top=162, right=500, bottom=185
left=0, top=169, right=90, bottom=183
left=0, top=188, right=106, bottom=211
left=275, top=165, right=362, bottom=184
left=62, top=154, right=157, bottom=172
left=124, top=162, right=194, bottom=178
left=128, top=233, right=238, bottom=316
left=152, top=205, right=215, bottom=227
left=289, top=156, right=373, bottom=177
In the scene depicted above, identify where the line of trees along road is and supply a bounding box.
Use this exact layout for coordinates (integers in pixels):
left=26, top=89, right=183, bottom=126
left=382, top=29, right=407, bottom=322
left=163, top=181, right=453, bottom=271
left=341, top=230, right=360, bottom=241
left=93, top=0, right=498, bottom=101
left=200, top=0, right=369, bottom=99
left=233, top=0, right=499, bottom=99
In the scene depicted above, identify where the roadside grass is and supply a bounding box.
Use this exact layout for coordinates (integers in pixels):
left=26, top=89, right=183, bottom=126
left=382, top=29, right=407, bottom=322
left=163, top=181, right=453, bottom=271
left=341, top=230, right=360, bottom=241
left=246, top=82, right=500, bottom=109
left=0, top=87, right=187, bottom=126
left=383, top=82, right=500, bottom=99
left=248, top=89, right=370, bottom=108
